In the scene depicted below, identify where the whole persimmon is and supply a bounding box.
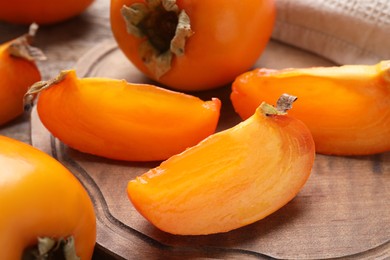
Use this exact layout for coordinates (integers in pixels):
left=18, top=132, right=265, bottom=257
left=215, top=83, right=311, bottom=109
left=0, top=135, right=96, bottom=260
left=0, top=0, right=94, bottom=25
left=110, top=0, right=275, bottom=91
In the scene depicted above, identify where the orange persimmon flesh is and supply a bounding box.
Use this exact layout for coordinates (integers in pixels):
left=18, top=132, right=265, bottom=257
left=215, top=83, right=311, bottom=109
left=127, top=100, right=315, bottom=235
left=231, top=61, right=390, bottom=155
left=33, top=70, right=221, bottom=161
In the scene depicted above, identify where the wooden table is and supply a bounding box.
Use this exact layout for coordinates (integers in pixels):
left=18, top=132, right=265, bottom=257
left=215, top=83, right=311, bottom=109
left=1, top=1, right=389, bottom=259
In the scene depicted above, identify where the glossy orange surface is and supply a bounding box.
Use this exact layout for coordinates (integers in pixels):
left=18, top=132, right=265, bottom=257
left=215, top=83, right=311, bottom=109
left=0, top=135, right=96, bottom=260
left=0, top=39, right=41, bottom=126
left=110, top=0, right=275, bottom=91
left=0, top=0, right=94, bottom=25
left=127, top=102, right=315, bottom=235
left=36, top=70, right=221, bottom=161
left=231, top=61, right=390, bottom=155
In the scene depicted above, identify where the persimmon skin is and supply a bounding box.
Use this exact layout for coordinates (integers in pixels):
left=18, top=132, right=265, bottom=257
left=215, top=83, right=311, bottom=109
left=231, top=61, right=390, bottom=155
left=127, top=104, right=315, bottom=235
left=0, top=40, right=41, bottom=126
left=0, top=135, right=96, bottom=260
left=110, top=0, right=275, bottom=91
left=36, top=70, right=221, bottom=161
left=0, top=0, right=94, bottom=25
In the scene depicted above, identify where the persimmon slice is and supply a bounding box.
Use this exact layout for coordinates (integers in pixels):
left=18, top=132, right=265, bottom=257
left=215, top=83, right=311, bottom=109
left=231, top=61, right=390, bottom=155
left=27, top=70, right=221, bottom=161
left=0, top=24, right=43, bottom=125
left=127, top=96, right=315, bottom=235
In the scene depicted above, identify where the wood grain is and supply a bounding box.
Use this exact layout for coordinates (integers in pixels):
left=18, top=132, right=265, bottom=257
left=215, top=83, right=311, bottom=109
left=30, top=40, right=390, bottom=259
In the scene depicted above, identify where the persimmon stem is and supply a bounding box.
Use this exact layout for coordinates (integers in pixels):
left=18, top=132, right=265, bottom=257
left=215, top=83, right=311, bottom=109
left=22, top=236, right=80, bottom=260
left=23, top=70, right=69, bottom=112
left=260, top=93, right=298, bottom=116
left=276, top=93, right=298, bottom=113
left=8, top=23, right=46, bottom=62
left=121, top=0, right=193, bottom=79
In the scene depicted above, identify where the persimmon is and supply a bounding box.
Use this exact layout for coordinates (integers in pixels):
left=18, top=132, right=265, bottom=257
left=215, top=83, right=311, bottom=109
left=127, top=95, right=315, bottom=235
left=0, top=24, right=43, bottom=126
left=25, top=70, right=221, bottom=161
left=110, top=0, right=275, bottom=91
left=0, top=0, right=94, bottom=25
left=231, top=61, right=390, bottom=155
left=0, top=135, right=96, bottom=260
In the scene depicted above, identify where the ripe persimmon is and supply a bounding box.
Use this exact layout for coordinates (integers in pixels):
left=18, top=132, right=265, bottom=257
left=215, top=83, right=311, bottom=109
left=127, top=95, right=315, bottom=235
left=110, top=0, right=275, bottom=91
left=0, top=0, right=94, bottom=25
left=0, top=24, right=43, bottom=126
left=231, top=61, right=390, bottom=155
left=25, top=70, right=221, bottom=161
left=0, top=135, right=96, bottom=260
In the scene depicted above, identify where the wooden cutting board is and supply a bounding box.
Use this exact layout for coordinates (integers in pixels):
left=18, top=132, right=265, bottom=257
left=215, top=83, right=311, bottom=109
left=30, top=40, right=390, bottom=259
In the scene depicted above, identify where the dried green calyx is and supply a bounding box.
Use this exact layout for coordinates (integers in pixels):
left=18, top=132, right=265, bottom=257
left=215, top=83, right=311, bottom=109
left=8, top=23, right=46, bottom=62
left=23, top=70, right=69, bottom=112
left=260, top=94, right=298, bottom=116
left=22, top=236, right=80, bottom=260
left=121, top=0, right=193, bottom=79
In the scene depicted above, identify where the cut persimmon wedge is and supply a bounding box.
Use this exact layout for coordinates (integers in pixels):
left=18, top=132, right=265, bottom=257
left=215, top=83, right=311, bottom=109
left=0, top=24, right=43, bottom=125
left=127, top=95, right=315, bottom=235
left=25, top=70, right=221, bottom=161
left=231, top=61, right=390, bottom=155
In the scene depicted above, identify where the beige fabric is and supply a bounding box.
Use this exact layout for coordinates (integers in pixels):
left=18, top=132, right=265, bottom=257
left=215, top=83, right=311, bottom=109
left=272, top=0, right=390, bottom=65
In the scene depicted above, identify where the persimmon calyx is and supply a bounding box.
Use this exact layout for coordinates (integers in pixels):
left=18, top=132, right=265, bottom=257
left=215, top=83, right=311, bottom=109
left=8, top=23, right=46, bottom=62
left=260, top=93, right=297, bottom=116
left=121, top=0, right=193, bottom=78
left=22, top=236, right=80, bottom=260
left=23, top=70, right=69, bottom=112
